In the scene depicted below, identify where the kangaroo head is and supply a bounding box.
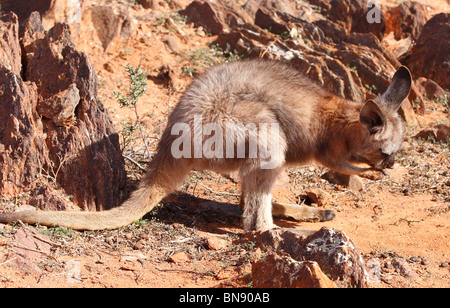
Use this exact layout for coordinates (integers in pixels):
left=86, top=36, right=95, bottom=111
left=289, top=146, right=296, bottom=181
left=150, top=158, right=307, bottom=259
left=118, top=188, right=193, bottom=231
left=348, top=66, right=412, bottom=172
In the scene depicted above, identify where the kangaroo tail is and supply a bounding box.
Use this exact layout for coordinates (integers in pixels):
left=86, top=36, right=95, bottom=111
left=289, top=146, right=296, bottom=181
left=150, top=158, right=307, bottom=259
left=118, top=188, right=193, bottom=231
left=0, top=156, right=189, bottom=230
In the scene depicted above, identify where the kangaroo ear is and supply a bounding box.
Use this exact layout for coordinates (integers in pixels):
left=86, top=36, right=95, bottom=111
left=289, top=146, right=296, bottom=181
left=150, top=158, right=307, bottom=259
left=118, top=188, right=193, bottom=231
left=380, top=66, right=412, bottom=110
left=360, top=100, right=386, bottom=135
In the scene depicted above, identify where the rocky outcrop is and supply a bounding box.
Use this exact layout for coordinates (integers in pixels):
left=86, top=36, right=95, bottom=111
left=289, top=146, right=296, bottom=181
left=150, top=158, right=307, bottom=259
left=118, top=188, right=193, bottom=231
left=326, top=0, right=386, bottom=40
left=196, top=0, right=419, bottom=122
left=90, top=6, right=135, bottom=51
left=0, top=12, right=127, bottom=211
left=415, top=77, right=449, bottom=101
left=180, top=0, right=252, bottom=35
left=0, top=15, right=49, bottom=198
left=385, top=1, right=430, bottom=40
left=406, top=13, right=450, bottom=90
left=252, top=253, right=337, bottom=288
left=0, top=0, right=83, bottom=36
left=246, top=227, right=368, bottom=288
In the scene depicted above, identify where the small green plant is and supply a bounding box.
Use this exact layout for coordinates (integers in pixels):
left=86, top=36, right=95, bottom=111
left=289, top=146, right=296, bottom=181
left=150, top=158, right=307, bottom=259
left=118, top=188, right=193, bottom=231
left=346, top=64, right=358, bottom=72
left=171, top=12, right=187, bottom=25
left=130, top=218, right=151, bottom=229
left=435, top=94, right=448, bottom=107
left=215, top=43, right=243, bottom=62
left=182, top=66, right=198, bottom=78
left=181, top=44, right=243, bottom=78
left=113, top=64, right=151, bottom=159
left=411, top=97, right=422, bottom=110
left=39, top=225, right=77, bottom=240
left=365, top=84, right=379, bottom=95
left=119, top=119, right=140, bottom=152
left=314, top=6, right=329, bottom=18
left=153, top=12, right=187, bottom=29
left=277, top=31, right=290, bottom=41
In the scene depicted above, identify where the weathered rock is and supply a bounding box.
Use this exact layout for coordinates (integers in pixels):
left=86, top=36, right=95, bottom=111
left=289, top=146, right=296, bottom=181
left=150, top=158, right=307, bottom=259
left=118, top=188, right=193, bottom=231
left=37, top=83, right=80, bottom=126
left=365, top=258, right=381, bottom=284
left=139, top=0, right=179, bottom=10
left=169, top=252, right=190, bottom=263
left=28, top=21, right=127, bottom=211
left=90, top=6, right=135, bottom=51
left=415, top=77, right=449, bottom=101
left=406, top=13, right=450, bottom=90
left=41, top=0, right=83, bottom=36
left=0, top=0, right=52, bottom=22
left=254, top=8, right=290, bottom=35
left=242, top=228, right=307, bottom=259
left=330, top=35, right=418, bottom=122
left=300, top=227, right=368, bottom=288
left=305, top=188, right=331, bottom=207
left=181, top=1, right=224, bottom=35
left=162, top=35, right=181, bottom=53
left=245, top=227, right=368, bottom=288
left=414, top=125, right=450, bottom=142
left=180, top=0, right=252, bottom=35
left=252, top=253, right=337, bottom=288
left=0, top=12, right=127, bottom=211
left=332, top=39, right=395, bottom=99
left=213, top=24, right=281, bottom=58
left=1, top=0, right=83, bottom=36
left=275, top=11, right=331, bottom=45
left=322, top=172, right=364, bottom=191
left=392, top=257, right=416, bottom=279
left=327, top=0, right=386, bottom=40
left=215, top=10, right=416, bottom=123
left=19, top=11, right=46, bottom=50
left=0, top=13, right=22, bottom=76
left=156, top=63, right=181, bottom=89
left=383, top=32, right=413, bottom=59
left=414, top=129, right=438, bottom=141
left=205, top=236, right=229, bottom=250
left=28, top=185, right=76, bottom=211
left=0, top=51, right=50, bottom=197
left=13, top=227, right=52, bottom=260
left=436, top=125, right=450, bottom=142
left=244, top=0, right=325, bottom=23
left=385, top=1, right=430, bottom=40
left=137, top=0, right=157, bottom=10
left=313, top=19, right=348, bottom=43
left=344, top=32, right=399, bottom=68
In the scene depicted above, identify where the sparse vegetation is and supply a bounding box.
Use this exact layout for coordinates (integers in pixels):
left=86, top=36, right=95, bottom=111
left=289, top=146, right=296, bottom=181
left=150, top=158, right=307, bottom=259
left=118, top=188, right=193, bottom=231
left=180, top=44, right=243, bottom=78
left=114, top=64, right=153, bottom=161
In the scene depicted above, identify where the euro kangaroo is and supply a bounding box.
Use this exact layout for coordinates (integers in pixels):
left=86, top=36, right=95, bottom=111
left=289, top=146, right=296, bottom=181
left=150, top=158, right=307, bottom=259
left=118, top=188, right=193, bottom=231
left=0, top=60, right=412, bottom=232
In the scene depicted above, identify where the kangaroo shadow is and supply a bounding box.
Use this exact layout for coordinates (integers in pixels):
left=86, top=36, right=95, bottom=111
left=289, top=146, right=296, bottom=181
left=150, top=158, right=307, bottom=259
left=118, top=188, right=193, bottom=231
left=147, top=192, right=309, bottom=234
left=148, top=192, right=243, bottom=234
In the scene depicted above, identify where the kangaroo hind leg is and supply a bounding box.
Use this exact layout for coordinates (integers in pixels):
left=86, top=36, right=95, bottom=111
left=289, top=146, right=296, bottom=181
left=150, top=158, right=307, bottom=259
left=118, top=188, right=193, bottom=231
left=239, top=167, right=282, bottom=231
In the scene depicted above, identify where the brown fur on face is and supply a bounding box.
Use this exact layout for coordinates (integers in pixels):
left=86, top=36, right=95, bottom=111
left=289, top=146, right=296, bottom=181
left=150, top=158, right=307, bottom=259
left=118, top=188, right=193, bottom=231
left=0, top=60, right=412, bottom=232
left=314, top=67, right=411, bottom=175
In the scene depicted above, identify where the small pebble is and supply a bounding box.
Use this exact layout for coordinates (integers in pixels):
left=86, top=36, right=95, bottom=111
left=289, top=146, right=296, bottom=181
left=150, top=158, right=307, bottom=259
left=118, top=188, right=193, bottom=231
left=140, top=233, right=149, bottom=240
left=133, top=239, right=146, bottom=250
left=409, top=256, right=421, bottom=263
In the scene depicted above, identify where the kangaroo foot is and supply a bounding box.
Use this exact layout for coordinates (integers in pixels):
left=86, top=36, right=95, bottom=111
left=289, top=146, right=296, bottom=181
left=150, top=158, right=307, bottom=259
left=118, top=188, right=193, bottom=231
left=272, top=202, right=335, bottom=222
